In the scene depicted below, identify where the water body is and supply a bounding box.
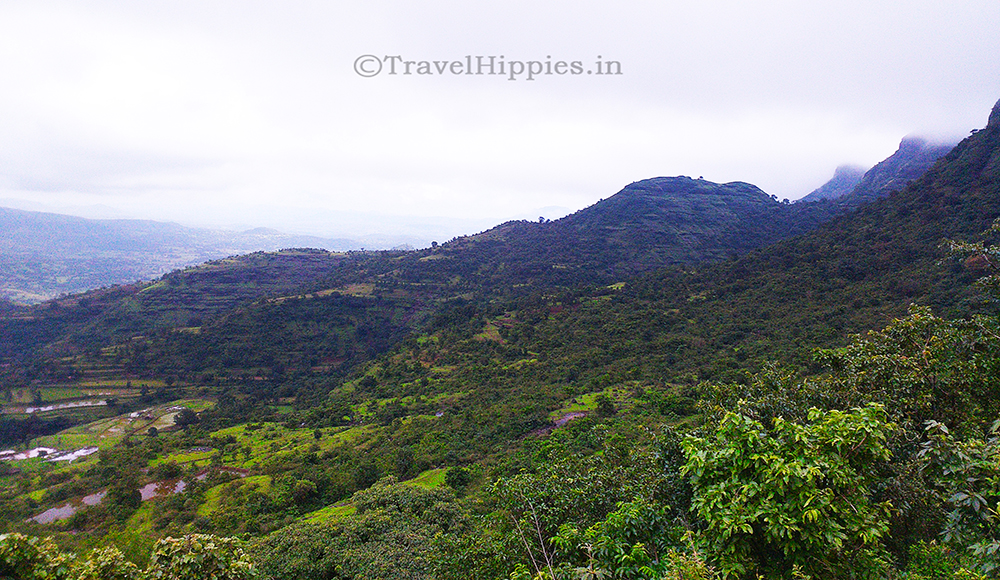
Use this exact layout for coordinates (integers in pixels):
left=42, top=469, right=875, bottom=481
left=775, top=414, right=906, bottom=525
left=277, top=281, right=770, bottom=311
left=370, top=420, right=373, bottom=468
left=31, top=491, right=106, bottom=524
left=139, top=479, right=187, bottom=501
left=28, top=467, right=248, bottom=524
left=48, top=447, right=100, bottom=462
left=20, top=400, right=106, bottom=414
left=0, top=447, right=59, bottom=460
left=1, top=446, right=99, bottom=462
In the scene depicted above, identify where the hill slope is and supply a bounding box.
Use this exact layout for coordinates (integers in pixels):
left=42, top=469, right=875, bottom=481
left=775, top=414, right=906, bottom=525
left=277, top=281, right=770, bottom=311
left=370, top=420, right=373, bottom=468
left=430, top=177, right=841, bottom=292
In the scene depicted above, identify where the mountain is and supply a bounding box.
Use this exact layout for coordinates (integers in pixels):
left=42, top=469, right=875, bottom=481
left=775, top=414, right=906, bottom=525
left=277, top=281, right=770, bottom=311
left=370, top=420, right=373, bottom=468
left=797, top=137, right=957, bottom=207
left=1, top=133, right=949, bottom=307
left=0, top=137, right=962, bottom=375
left=836, top=136, right=958, bottom=205
left=797, top=164, right=868, bottom=202
left=0, top=177, right=848, bottom=388
left=599, top=98, right=1000, bottom=378
left=426, top=177, right=842, bottom=292
left=0, top=207, right=361, bottom=303
left=1, top=103, right=989, bottom=384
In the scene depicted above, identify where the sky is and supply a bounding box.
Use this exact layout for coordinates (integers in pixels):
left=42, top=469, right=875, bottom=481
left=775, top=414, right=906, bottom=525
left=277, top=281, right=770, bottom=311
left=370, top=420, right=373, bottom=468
left=1, top=1, right=999, bottom=244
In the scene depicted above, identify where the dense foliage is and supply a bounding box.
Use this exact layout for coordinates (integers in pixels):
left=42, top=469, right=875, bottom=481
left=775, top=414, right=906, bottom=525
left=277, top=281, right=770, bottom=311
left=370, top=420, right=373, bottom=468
left=0, top=533, right=256, bottom=580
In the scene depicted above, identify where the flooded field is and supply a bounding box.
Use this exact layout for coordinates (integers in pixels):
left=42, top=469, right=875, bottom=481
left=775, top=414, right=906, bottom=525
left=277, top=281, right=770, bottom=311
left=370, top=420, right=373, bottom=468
left=30, top=491, right=106, bottom=524
left=28, top=467, right=248, bottom=524
left=18, top=400, right=107, bottom=414
left=0, top=446, right=99, bottom=462
left=0, top=447, right=59, bottom=460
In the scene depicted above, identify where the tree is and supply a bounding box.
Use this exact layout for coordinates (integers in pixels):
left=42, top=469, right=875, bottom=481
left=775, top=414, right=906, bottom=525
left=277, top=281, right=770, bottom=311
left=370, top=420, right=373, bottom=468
left=445, top=467, right=472, bottom=493
left=813, top=305, right=1000, bottom=433
left=681, top=404, right=895, bottom=579
left=254, top=478, right=463, bottom=580
left=595, top=394, right=616, bottom=418
left=0, top=534, right=256, bottom=580
left=943, top=217, right=1000, bottom=301
left=919, top=420, right=1000, bottom=575
left=0, top=533, right=74, bottom=580
left=107, top=471, right=142, bottom=521
left=75, top=546, right=140, bottom=580
left=145, top=534, right=257, bottom=580
left=174, top=408, right=200, bottom=428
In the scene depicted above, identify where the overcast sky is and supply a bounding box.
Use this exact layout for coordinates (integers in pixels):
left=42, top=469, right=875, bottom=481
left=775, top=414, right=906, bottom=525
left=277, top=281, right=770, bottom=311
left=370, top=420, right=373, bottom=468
left=1, top=1, right=999, bottom=240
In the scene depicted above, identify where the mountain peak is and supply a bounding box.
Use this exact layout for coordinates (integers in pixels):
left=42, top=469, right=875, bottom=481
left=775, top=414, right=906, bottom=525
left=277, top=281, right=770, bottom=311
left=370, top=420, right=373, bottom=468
left=898, top=135, right=930, bottom=151
left=990, top=97, right=1000, bottom=128
left=833, top=135, right=957, bottom=206
left=797, top=165, right=867, bottom=203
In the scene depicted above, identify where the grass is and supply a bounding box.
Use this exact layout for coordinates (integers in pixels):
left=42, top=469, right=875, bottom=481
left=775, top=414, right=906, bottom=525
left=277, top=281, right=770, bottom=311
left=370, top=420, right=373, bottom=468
left=302, top=503, right=356, bottom=523
left=197, top=475, right=272, bottom=517
left=38, top=388, right=88, bottom=402
left=149, top=450, right=214, bottom=467
left=474, top=322, right=504, bottom=343
left=208, top=422, right=375, bottom=470
left=407, top=468, right=447, bottom=489
left=549, top=386, right=631, bottom=420
left=552, top=393, right=599, bottom=417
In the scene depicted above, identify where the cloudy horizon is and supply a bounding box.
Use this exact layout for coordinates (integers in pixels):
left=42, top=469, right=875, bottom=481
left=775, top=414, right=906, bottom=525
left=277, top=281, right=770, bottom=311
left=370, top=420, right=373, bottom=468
left=1, top=1, right=998, bottom=241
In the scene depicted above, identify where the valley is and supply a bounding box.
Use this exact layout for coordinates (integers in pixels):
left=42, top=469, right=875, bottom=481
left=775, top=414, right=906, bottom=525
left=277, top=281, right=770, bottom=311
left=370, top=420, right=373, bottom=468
left=2, top=99, right=1000, bottom=579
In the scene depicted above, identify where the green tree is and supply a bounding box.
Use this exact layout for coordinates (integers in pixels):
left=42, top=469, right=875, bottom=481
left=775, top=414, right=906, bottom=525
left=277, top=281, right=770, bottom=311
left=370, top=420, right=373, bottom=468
left=0, top=533, right=74, bottom=580
left=75, top=546, right=140, bottom=580
left=173, top=408, right=199, bottom=428
left=595, top=394, right=616, bottom=418
left=444, top=466, right=472, bottom=493
left=254, top=478, right=464, bottom=580
left=0, top=534, right=255, bottom=580
left=919, top=420, right=1000, bottom=575
left=144, top=535, right=257, bottom=580
left=813, top=306, right=1000, bottom=433
left=681, top=404, right=895, bottom=579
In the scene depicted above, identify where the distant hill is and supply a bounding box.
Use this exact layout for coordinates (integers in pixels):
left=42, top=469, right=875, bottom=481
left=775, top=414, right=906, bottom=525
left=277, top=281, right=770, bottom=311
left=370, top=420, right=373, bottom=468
left=837, top=136, right=957, bottom=205
left=429, top=177, right=842, bottom=291
left=797, top=137, right=956, bottom=207
left=0, top=207, right=361, bottom=303
left=0, top=177, right=845, bottom=371
left=798, top=165, right=868, bottom=203
left=2, top=132, right=952, bottom=306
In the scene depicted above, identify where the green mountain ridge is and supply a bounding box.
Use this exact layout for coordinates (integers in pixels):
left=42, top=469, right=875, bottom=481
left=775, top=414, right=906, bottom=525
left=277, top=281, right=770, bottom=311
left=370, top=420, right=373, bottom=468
left=0, top=171, right=848, bottom=370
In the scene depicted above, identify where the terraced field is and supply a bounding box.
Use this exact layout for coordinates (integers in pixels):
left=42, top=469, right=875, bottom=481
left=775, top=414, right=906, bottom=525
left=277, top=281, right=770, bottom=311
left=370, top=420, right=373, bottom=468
left=32, top=399, right=213, bottom=451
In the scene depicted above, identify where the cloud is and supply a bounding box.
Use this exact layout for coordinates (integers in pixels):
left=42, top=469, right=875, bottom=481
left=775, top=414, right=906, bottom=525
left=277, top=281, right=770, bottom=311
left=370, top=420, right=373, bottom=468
left=1, top=0, right=999, bottom=237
